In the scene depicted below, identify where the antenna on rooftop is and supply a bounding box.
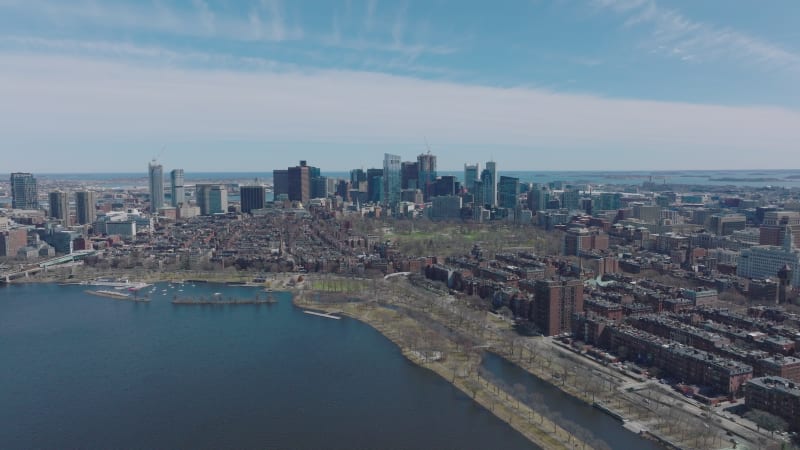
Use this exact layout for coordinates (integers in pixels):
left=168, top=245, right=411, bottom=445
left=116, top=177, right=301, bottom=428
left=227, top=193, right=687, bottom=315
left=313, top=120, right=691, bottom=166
left=424, top=136, right=432, bottom=154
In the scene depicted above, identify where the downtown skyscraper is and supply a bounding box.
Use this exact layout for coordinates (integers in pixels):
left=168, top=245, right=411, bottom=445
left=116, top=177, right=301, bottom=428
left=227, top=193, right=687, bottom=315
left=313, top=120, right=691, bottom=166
left=464, top=163, right=479, bottom=193
left=10, top=172, right=38, bottom=209
left=417, top=152, right=437, bottom=201
left=240, top=185, right=266, bottom=213
left=481, top=161, right=498, bottom=208
left=48, top=191, right=70, bottom=225
left=382, top=153, right=401, bottom=209
left=75, top=191, right=96, bottom=225
left=148, top=160, right=164, bottom=210
left=170, top=169, right=185, bottom=207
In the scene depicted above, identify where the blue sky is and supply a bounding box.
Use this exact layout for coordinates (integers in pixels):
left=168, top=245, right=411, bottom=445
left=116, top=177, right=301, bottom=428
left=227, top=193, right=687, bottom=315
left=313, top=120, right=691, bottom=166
left=1, top=0, right=799, bottom=172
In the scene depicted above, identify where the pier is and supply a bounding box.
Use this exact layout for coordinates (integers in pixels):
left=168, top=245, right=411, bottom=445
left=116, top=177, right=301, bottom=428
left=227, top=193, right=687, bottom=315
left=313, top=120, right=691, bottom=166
left=85, top=290, right=151, bottom=302
left=171, top=294, right=277, bottom=305
left=303, top=310, right=342, bottom=320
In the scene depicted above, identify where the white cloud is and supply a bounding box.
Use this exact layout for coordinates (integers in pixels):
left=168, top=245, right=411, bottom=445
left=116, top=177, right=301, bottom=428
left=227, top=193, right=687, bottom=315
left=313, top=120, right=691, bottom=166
left=1, top=52, right=798, bottom=170
left=595, top=0, right=800, bottom=71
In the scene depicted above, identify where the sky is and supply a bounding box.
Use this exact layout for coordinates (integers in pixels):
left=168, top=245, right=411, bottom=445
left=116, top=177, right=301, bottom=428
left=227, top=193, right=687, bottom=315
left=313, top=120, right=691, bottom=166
left=1, top=0, right=799, bottom=173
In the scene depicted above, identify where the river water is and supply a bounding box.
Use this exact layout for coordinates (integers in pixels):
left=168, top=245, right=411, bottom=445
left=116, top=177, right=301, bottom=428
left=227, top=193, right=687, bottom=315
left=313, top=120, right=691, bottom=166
left=1, top=282, right=665, bottom=449
left=481, top=353, right=664, bottom=450
left=0, top=282, right=535, bottom=449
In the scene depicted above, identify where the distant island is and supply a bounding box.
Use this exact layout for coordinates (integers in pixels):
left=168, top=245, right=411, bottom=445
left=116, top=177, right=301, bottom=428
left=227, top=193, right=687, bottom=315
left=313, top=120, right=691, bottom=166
left=708, top=177, right=784, bottom=182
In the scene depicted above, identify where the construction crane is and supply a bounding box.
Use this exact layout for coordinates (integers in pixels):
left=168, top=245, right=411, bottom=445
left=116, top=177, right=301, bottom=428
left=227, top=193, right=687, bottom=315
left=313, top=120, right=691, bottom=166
left=153, top=145, right=167, bottom=162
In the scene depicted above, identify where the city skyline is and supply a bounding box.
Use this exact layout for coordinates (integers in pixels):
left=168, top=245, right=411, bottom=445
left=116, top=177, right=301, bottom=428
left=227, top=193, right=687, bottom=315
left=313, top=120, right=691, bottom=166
left=1, top=1, right=799, bottom=172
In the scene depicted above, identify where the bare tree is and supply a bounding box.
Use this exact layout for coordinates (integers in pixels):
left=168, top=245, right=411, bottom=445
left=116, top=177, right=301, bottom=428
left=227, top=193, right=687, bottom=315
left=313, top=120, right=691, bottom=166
left=465, top=379, right=482, bottom=399
left=512, top=383, right=527, bottom=409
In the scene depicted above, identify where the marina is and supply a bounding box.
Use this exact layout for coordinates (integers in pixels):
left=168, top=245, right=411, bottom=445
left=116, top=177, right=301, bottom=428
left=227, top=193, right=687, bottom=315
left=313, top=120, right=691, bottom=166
left=66, top=278, right=151, bottom=291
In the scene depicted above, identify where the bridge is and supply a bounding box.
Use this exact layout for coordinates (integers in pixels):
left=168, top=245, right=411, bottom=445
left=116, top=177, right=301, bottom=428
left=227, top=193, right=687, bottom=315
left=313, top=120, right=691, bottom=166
left=0, top=250, right=97, bottom=284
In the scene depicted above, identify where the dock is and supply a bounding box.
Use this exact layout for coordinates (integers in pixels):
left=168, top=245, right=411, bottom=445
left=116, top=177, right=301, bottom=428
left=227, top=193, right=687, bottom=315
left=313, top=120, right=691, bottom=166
left=85, top=290, right=151, bottom=302
left=171, top=297, right=278, bottom=305
left=303, top=310, right=341, bottom=320
left=171, top=292, right=277, bottom=305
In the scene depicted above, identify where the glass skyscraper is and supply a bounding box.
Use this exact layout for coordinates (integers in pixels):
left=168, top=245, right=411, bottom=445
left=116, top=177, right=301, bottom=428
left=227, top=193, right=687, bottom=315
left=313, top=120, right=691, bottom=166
left=170, top=169, right=185, bottom=207
left=382, top=153, right=401, bottom=209
left=10, top=172, right=38, bottom=209
left=464, top=163, right=479, bottom=193
left=417, top=153, right=437, bottom=201
left=148, top=161, right=164, bottom=210
left=498, top=176, right=520, bottom=209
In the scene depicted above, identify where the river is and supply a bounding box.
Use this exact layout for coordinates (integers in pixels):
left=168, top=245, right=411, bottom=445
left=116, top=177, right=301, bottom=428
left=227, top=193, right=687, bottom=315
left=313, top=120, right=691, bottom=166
left=0, top=282, right=535, bottom=449
left=481, top=353, right=664, bottom=450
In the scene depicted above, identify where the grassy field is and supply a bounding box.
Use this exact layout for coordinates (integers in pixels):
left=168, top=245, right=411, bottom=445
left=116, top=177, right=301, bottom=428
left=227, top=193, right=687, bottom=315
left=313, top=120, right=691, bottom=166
left=389, top=222, right=561, bottom=257
left=308, top=277, right=371, bottom=293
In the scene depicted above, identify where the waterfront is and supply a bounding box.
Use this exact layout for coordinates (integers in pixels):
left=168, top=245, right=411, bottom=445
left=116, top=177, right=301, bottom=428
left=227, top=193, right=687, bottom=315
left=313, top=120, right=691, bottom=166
left=0, top=282, right=536, bottom=449
left=481, top=353, right=663, bottom=450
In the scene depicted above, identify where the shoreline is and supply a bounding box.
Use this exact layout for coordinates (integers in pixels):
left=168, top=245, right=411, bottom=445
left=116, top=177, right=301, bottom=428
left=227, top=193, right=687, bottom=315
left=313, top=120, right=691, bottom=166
left=293, top=290, right=586, bottom=450
left=6, top=270, right=306, bottom=291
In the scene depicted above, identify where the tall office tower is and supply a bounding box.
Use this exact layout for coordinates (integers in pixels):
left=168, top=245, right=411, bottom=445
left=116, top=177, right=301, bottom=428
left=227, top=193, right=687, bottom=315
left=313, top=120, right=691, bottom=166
left=597, top=192, right=621, bottom=211
left=527, top=185, right=550, bottom=211
left=287, top=161, right=311, bottom=204
left=382, top=153, right=402, bottom=208
left=560, top=188, right=580, bottom=211
left=401, top=161, right=419, bottom=190
left=480, top=161, right=497, bottom=208
left=170, top=169, right=185, bottom=207
left=148, top=160, right=164, bottom=210
left=10, top=172, right=38, bottom=209
left=48, top=191, right=70, bottom=225
left=366, top=168, right=383, bottom=203
left=472, top=179, right=485, bottom=206
left=464, top=163, right=479, bottom=193
left=432, top=176, right=458, bottom=197
left=312, top=176, right=328, bottom=199
left=240, top=185, right=266, bottom=213
left=482, top=164, right=497, bottom=207
left=417, top=153, right=437, bottom=201
left=75, top=191, right=96, bottom=225
left=273, top=169, right=289, bottom=198
left=308, top=165, right=326, bottom=199
left=498, top=176, right=520, bottom=209
left=195, top=184, right=228, bottom=215
left=350, top=169, right=367, bottom=191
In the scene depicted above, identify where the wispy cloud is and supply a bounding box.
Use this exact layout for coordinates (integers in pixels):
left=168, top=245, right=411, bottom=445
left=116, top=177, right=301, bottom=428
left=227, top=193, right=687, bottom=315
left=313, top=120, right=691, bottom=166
left=365, top=0, right=378, bottom=31
left=391, top=3, right=407, bottom=48
left=0, top=0, right=453, bottom=58
left=595, top=0, right=800, bottom=71
left=0, top=0, right=301, bottom=42
left=0, top=36, right=310, bottom=76
left=192, top=0, right=216, bottom=35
